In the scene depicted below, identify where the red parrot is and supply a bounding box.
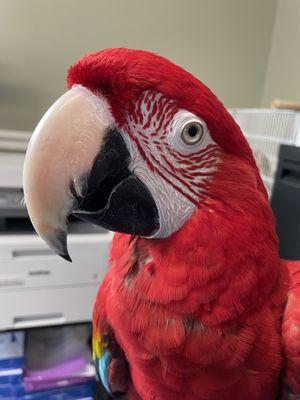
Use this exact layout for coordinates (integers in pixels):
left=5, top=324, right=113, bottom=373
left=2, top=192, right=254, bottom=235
left=23, top=48, right=300, bottom=400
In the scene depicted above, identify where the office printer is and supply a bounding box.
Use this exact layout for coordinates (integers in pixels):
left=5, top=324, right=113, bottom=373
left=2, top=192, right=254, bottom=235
left=0, top=130, right=112, bottom=331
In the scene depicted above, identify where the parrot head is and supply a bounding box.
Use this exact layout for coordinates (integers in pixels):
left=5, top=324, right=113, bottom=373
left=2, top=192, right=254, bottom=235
left=23, top=48, right=266, bottom=261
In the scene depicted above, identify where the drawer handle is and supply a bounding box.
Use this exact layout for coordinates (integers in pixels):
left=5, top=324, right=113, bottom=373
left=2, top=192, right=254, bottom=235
left=12, top=249, right=56, bottom=258
left=13, top=313, right=65, bottom=328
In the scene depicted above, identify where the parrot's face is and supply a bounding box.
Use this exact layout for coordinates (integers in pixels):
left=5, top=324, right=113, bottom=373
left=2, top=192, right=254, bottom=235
left=23, top=49, right=263, bottom=261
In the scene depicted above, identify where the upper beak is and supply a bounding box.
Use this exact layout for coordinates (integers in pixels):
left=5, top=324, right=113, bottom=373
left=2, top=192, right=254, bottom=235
left=23, top=85, right=158, bottom=261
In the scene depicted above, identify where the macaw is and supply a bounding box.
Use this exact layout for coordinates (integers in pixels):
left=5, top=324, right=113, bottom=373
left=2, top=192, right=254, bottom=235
left=23, top=48, right=300, bottom=400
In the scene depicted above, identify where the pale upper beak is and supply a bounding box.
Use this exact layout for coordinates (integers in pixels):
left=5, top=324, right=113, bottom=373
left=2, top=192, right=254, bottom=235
left=23, top=85, right=111, bottom=260
left=23, top=85, right=159, bottom=261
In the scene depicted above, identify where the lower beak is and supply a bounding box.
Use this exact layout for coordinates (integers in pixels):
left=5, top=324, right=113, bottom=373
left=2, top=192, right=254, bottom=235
left=23, top=85, right=158, bottom=261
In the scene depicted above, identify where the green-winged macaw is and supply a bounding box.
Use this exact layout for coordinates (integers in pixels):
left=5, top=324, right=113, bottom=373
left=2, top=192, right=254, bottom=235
left=23, top=48, right=300, bottom=400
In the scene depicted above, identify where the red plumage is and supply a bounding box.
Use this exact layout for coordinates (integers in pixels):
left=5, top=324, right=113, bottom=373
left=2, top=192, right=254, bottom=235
left=68, top=49, right=299, bottom=399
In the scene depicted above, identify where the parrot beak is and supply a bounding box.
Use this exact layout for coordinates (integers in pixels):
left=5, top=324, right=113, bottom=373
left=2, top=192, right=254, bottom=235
left=23, top=85, right=159, bottom=261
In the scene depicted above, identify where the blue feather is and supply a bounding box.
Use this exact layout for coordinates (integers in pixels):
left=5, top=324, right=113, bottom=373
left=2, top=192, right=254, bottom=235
left=98, top=348, right=112, bottom=394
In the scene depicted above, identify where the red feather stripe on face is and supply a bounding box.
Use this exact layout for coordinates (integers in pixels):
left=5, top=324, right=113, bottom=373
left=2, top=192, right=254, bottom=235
left=166, top=143, right=221, bottom=164
left=135, top=129, right=149, bottom=141
left=128, top=133, right=155, bottom=172
left=160, top=153, right=217, bottom=179
left=144, top=102, right=158, bottom=130
left=146, top=149, right=209, bottom=199
left=155, top=100, right=172, bottom=130
left=161, top=108, right=178, bottom=135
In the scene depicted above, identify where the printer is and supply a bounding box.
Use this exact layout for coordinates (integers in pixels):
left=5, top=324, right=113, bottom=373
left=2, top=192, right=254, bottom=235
left=0, top=130, right=113, bottom=331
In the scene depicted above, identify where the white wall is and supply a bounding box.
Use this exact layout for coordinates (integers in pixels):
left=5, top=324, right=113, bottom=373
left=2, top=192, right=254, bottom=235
left=0, top=0, right=277, bottom=131
left=262, top=0, right=300, bottom=106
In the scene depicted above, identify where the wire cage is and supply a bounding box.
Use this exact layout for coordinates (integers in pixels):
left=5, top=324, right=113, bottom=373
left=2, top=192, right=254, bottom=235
left=229, top=109, right=300, bottom=196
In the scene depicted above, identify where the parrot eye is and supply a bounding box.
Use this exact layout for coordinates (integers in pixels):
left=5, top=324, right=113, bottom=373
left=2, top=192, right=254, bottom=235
left=181, top=121, right=204, bottom=145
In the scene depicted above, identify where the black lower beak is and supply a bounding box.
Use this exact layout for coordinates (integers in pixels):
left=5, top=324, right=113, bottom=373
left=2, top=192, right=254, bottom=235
left=71, top=130, right=159, bottom=237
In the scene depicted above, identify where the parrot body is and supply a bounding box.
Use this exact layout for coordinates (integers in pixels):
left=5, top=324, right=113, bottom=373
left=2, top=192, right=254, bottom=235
left=23, top=48, right=300, bottom=400
left=93, top=184, right=287, bottom=400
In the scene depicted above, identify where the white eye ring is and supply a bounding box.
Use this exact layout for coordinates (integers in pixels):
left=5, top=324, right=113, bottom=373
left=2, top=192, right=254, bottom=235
left=181, top=121, right=204, bottom=145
